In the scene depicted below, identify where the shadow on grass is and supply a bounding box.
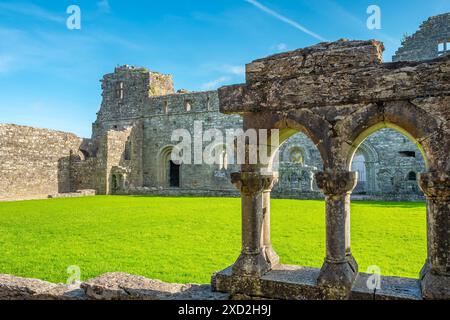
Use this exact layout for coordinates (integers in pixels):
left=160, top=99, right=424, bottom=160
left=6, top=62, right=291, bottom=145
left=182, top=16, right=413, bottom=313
left=351, top=200, right=426, bottom=209
left=117, top=195, right=425, bottom=209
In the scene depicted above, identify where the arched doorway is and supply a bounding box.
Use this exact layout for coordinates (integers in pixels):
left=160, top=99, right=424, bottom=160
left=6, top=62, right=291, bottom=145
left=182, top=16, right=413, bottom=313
left=158, top=146, right=182, bottom=188
left=169, top=160, right=180, bottom=187
left=351, top=153, right=367, bottom=194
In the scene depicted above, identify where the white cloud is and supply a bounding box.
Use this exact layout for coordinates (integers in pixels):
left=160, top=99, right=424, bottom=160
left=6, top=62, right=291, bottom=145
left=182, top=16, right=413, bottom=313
left=271, top=43, right=288, bottom=52
left=244, top=0, right=328, bottom=42
left=97, top=0, right=111, bottom=13
left=0, top=2, right=65, bottom=23
left=221, top=65, right=245, bottom=76
left=201, top=76, right=231, bottom=90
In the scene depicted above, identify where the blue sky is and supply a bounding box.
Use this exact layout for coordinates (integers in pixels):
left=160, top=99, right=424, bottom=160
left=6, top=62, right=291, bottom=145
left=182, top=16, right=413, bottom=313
left=0, top=0, right=449, bottom=137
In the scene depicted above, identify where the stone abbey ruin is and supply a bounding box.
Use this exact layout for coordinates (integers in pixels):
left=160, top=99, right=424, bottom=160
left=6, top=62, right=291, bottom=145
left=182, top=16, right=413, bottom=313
left=0, top=13, right=449, bottom=300
left=1, top=14, right=449, bottom=203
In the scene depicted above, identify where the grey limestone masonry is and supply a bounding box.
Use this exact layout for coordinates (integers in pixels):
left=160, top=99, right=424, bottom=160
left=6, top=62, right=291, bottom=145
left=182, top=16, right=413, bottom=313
left=0, top=59, right=433, bottom=201
left=214, top=38, right=450, bottom=300
left=0, top=124, right=85, bottom=201
left=393, top=13, right=450, bottom=62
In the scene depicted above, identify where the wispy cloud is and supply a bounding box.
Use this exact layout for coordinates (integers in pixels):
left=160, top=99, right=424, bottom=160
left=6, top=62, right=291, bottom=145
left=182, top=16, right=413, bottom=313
left=0, top=2, right=65, bottom=23
left=244, top=0, right=328, bottom=42
left=271, top=43, right=288, bottom=52
left=219, top=64, right=245, bottom=76
left=201, top=76, right=231, bottom=90
left=97, top=0, right=111, bottom=13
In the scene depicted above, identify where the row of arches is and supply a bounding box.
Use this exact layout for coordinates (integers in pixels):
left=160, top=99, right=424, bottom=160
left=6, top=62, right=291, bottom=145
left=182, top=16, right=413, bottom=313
left=222, top=100, right=449, bottom=299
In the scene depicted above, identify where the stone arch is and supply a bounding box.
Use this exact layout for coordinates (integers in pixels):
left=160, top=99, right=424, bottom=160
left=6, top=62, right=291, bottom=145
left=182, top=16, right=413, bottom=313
left=347, top=122, right=428, bottom=171
left=407, top=171, right=417, bottom=181
left=78, top=149, right=90, bottom=161
left=157, top=145, right=175, bottom=187
left=263, top=110, right=329, bottom=173
left=342, top=101, right=443, bottom=171
left=351, top=141, right=379, bottom=193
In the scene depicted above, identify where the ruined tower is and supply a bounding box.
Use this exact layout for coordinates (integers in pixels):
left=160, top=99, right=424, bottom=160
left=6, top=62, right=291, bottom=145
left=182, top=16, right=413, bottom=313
left=393, top=13, right=450, bottom=61
left=92, top=65, right=175, bottom=139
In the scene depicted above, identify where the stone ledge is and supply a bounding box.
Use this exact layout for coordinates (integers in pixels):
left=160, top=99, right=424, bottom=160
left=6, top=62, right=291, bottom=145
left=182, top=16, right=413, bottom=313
left=0, top=269, right=425, bottom=300
left=0, top=274, right=86, bottom=300
left=48, top=189, right=97, bottom=199
left=0, top=273, right=228, bottom=300
left=81, top=272, right=228, bottom=300
left=212, top=265, right=423, bottom=300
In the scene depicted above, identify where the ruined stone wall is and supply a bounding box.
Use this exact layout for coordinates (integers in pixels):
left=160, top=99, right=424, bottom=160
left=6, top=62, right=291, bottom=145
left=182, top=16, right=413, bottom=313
left=364, top=129, right=426, bottom=194
left=141, top=91, right=242, bottom=190
left=393, top=13, right=450, bottom=62
left=71, top=158, right=99, bottom=191
left=0, top=124, right=84, bottom=200
left=89, top=62, right=428, bottom=200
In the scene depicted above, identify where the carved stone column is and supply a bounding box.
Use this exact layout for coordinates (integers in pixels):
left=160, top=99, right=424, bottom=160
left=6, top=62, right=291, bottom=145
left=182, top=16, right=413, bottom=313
left=262, top=172, right=280, bottom=267
left=419, top=171, right=450, bottom=300
left=315, top=170, right=358, bottom=296
left=231, top=172, right=273, bottom=276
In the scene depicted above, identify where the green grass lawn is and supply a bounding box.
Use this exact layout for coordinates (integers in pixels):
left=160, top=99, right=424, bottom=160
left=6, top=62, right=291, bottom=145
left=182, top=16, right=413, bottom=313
left=0, top=196, right=426, bottom=284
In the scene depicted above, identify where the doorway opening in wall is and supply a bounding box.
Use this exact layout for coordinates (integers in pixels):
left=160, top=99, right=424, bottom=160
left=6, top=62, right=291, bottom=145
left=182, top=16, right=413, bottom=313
left=352, top=153, right=367, bottom=194
left=349, top=127, right=427, bottom=279
left=111, top=174, right=120, bottom=194
left=269, top=130, right=325, bottom=269
left=169, top=160, right=180, bottom=188
left=158, top=145, right=181, bottom=188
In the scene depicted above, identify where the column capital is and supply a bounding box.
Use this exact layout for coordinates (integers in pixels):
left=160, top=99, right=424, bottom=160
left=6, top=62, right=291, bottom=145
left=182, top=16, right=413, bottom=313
left=231, top=172, right=278, bottom=195
left=419, top=171, right=450, bottom=199
left=315, top=170, right=358, bottom=196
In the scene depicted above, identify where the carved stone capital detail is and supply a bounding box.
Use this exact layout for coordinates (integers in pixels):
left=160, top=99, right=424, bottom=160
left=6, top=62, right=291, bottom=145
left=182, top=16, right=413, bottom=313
left=315, top=170, right=358, bottom=196
left=231, top=172, right=278, bottom=195
left=419, top=171, right=450, bottom=199
left=262, top=172, right=279, bottom=192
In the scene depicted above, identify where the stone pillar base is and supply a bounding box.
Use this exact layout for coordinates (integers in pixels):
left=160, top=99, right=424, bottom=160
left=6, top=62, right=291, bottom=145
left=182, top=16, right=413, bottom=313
left=317, top=255, right=358, bottom=298
left=263, top=245, right=280, bottom=267
left=232, top=252, right=271, bottom=277
left=212, top=264, right=423, bottom=300
left=420, top=263, right=450, bottom=300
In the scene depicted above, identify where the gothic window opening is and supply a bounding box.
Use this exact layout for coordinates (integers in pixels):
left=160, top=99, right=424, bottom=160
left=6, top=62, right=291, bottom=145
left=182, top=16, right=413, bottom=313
left=408, top=171, right=417, bottom=181
left=185, top=100, right=192, bottom=112
left=399, top=151, right=416, bottom=158
left=351, top=153, right=367, bottom=194
left=438, top=41, right=450, bottom=56
left=164, top=101, right=169, bottom=114
left=289, top=147, right=304, bottom=165
left=116, top=81, right=124, bottom=100
left=218, top=146, right=228, bottom=170
left=124, top=140, right=131, bottom=161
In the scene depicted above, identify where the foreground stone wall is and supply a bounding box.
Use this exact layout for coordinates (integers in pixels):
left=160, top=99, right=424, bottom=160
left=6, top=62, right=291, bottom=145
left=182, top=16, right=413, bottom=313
left=0, top=271, right=422, bottom=300
left=0, top=273, right=228, bottom=300
left=0, top=124, right=85, bottom=201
